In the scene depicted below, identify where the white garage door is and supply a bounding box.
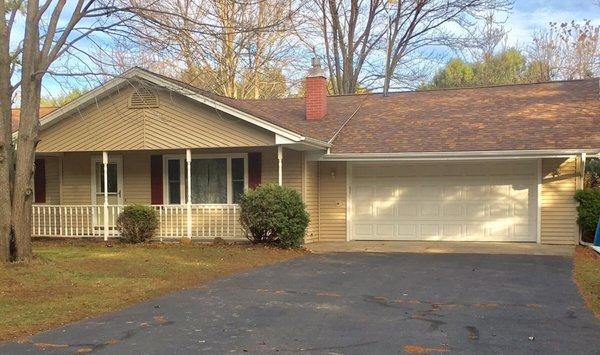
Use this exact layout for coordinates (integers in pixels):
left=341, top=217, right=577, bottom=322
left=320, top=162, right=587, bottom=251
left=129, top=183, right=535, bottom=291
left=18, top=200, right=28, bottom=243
left=350, top=161, right=538, bottom=242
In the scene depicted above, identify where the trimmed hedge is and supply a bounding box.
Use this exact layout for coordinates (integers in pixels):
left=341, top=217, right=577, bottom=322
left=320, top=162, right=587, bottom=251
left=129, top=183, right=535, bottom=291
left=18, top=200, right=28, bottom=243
left=238, top=183, right=309, bottom=248
left=116, top=204, right=159, bottom=243
left=574, top=188, right=600, bottom=243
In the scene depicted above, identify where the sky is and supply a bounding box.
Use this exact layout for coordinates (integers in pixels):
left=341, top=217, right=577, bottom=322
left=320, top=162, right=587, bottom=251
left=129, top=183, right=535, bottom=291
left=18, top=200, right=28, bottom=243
left=36, top=0, right=600, bottom=99
left=505, top=0, right=600, bottom=46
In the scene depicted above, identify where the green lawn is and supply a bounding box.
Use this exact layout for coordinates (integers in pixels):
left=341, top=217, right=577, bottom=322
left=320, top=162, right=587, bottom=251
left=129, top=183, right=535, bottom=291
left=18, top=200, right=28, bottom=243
left=573, top=246, right=600, bottom=318
left=0, top=241, right=305, bottom=341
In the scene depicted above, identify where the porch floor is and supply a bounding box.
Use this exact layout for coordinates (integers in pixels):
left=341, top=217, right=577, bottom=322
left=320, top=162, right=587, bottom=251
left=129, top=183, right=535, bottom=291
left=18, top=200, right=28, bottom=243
left=306, top=241, right=575, bottom=256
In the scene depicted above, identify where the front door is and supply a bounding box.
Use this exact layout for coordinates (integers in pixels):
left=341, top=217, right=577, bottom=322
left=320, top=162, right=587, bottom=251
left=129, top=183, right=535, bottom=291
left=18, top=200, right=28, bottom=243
left=91, top=156, right=123, bottom=227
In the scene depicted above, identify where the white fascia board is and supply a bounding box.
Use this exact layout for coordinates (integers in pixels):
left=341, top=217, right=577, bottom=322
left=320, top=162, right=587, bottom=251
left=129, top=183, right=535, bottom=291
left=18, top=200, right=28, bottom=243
left=320, top=149, right=600, bottom=161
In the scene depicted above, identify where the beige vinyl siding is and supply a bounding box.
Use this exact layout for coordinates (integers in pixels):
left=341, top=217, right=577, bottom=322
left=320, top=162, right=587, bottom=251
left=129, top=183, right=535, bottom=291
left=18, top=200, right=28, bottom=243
left=44, top=156, right=61, bottom=204
left=318, top=161, right=347, bottom=242
left=304, top=160, right=319, bottom=243
left=123, top=151, right=151, bottom=204
left=283, top=149, right=303, bottom=193
left=37, top=87, right=275, bottom=153
left=541, top=157, right=579, bottom=244
left=61, top=153, right=92, bottom=205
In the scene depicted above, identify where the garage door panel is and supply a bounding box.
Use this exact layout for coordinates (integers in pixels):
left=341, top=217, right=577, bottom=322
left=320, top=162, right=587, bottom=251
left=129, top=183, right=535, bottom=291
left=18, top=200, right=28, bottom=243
left=397, top=204, right=417, bottom=217
left=465, top=185, right=489, bottom=199
left=375, top=224, right=395, bottom=237
left=465, top=202, right=487, bottom=218
left=397, top=224, right=417, bottom=237
left=420, top=224, right=440, bottom=238
left=443, top=185, right=463, bottom=200
left=442, top=203, right=463, bottom=217
left=420, top=203, right=440, bottom=217
left=442, top=224, right=463, bottom=238
left=351, top=161, right=537, bottom=242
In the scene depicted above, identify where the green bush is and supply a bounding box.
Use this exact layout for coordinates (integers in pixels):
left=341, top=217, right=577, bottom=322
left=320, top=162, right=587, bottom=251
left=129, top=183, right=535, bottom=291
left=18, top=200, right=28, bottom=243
left=574, top=188, right=600, bottom=243
left=238, top=183, right=309, bottom=248
left=116, top=205, right=159, bottom=243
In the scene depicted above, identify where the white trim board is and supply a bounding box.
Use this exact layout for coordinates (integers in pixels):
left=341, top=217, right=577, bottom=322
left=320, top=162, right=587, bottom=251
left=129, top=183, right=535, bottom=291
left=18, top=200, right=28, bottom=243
left=322, top=149, right=600, bottom=161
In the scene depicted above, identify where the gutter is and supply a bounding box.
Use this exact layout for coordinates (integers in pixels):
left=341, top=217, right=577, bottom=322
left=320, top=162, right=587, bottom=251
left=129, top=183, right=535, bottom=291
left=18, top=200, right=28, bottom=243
left=321, top=149, right=600, bottom=161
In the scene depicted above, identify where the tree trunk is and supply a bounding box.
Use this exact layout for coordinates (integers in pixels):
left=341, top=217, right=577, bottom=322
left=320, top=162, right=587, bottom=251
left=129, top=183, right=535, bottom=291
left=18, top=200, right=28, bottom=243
left=0, top=104, right=11, bottom=263
left=11, top=75, right=42, bottom=262
left=11, top=0, right=42, bottom=262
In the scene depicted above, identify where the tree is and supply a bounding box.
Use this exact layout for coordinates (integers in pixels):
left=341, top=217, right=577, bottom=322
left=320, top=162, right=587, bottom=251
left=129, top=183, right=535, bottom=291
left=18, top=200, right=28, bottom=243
left=40, top=89, right=86, bottom=107
left=110, top=0, right=298, bottom=99
left=529, top=21, right=600, bottom=80
left=422, top=48, right=533, bottom=89
left=305, top=0, right=510, bottom=95
left=0, top=1, right=141, bottom=262
left=473, top=48, right=526, bottom=85
left=424, top=58, right=475, bottom=88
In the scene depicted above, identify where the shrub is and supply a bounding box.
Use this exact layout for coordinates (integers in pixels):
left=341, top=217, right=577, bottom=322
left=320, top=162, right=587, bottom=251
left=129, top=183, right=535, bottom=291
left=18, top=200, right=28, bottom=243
left=574, top=188, right=600, bottom=243
left=239, top=183, right=309, bottom=248
left=116, top=204, right=159, bottom=243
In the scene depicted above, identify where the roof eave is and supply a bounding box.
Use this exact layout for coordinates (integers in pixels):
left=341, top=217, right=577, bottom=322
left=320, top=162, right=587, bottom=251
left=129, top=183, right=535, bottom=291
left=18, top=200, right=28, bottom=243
left=321, top=149, right=600, bottom=161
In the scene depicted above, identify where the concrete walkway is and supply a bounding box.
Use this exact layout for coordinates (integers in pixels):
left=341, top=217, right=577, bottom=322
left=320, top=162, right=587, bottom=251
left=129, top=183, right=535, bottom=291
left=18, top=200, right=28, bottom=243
left=306, top=241, right=574, bottom=256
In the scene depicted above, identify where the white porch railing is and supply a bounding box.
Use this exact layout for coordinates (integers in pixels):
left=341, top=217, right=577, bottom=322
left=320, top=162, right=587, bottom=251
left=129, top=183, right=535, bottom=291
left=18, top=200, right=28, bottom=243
left=31, top=204, right=243, bottom=239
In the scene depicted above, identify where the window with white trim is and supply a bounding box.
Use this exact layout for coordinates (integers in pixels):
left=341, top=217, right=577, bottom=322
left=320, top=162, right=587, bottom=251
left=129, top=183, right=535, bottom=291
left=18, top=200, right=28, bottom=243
left=164, top=154, right=247, bottom=205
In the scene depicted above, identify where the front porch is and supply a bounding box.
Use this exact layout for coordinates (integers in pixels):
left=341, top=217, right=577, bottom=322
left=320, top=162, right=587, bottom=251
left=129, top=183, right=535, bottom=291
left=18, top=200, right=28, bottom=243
left=32, top=204, right=242, bottom=240
left=32, top=144, right=313, bottom=241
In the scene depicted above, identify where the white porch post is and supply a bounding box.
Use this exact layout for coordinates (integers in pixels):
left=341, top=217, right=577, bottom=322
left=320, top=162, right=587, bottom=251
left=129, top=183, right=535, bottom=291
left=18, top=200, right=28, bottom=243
left=186, top=149, right=192, bottom=238
left=277, top=145, right=283, bottom=186
left=102, top=151, right=109, bottom=241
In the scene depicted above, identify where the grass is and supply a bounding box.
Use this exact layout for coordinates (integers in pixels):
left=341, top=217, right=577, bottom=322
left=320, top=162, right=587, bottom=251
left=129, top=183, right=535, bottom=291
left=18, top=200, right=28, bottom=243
left=0, top=240, right=306, bottom=341
left=573, top=246, right=600, bottom=318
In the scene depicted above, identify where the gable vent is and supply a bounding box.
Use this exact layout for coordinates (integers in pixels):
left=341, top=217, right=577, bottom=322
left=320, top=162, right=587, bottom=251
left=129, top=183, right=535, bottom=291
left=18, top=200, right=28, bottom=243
left=129, top=87, right=159, bottom=109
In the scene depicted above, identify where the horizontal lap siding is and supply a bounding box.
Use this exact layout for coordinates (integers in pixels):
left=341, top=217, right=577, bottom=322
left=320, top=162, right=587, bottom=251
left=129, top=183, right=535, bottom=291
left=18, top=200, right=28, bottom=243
left=304, top=160, right=319, bottom=243
left=541, top=157, right=579, bottom=245
left=283, top=149, right=303, bottom=193
left=45, top=157, right=60, bottom=204
left=143, top=92, right=274, bottom=149
left=62, top=153, right=92, bottom=204
left=318, top=161, right=347, bottom=242
left=123, top=151, right=151, bottom=204
left=38, top=87, right=275, bottom=153
left=38, top=87, right=144, bottom=152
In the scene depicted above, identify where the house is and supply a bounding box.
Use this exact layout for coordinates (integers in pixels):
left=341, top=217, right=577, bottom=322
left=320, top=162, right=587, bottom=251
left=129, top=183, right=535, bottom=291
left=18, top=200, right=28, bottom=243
left=26, top=59, right=600, bottom=245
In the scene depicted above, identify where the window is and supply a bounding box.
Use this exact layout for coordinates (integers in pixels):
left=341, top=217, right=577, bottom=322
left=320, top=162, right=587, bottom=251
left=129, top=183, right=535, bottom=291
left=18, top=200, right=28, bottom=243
left=95, top=162, right=118, bottom=193
left=232, top=158, right=244, bottom=203
left=191, top=158, right=227, bottom=204
left=164, top=154, right=247, bottom=205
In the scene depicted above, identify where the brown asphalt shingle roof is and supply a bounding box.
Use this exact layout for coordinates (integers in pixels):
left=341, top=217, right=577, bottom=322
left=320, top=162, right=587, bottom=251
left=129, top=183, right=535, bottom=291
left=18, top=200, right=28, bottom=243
left=230, top=79, right=600, bottom=153
left=12, top=107, right=56, bottom=133
left=129, top=69, right=600, bottom=153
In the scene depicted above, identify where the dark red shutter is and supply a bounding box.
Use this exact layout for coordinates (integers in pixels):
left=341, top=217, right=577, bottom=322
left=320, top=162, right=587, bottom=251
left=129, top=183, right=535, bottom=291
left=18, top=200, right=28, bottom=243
left=150, top=155, right=163, bottom=204
left=248, top=152, right=262, bottom=189
left=34, top=158, right=46, bottom=203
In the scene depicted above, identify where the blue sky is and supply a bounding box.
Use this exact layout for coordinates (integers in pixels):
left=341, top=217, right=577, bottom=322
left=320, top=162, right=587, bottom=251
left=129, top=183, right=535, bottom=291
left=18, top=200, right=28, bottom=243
left=39, top=0, right=600, bottom=99
left=505, top=0, right=600, bottom=45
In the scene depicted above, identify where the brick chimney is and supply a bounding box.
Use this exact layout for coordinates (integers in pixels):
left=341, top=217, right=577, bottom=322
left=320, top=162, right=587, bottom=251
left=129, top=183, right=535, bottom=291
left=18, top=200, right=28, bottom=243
left=305, top=57, right=327, bottom=120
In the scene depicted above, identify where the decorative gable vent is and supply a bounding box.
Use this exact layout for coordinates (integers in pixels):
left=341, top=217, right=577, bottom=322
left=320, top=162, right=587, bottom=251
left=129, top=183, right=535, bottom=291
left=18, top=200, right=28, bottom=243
left=129, top=87, right=159, bottom=109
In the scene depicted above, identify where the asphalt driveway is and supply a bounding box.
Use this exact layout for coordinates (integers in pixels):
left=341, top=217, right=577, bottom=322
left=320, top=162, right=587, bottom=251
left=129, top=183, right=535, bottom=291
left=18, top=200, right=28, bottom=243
left=2, top=252, right=599, bottom=354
